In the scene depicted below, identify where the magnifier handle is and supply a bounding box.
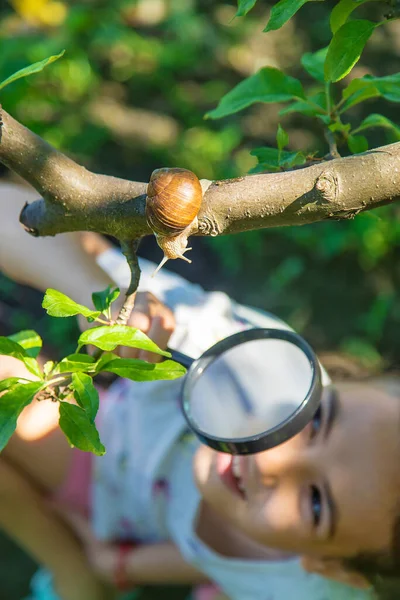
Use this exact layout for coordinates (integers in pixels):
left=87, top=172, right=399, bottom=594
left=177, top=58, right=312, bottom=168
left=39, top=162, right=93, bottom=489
left=168, top=348, right=194, bottom=369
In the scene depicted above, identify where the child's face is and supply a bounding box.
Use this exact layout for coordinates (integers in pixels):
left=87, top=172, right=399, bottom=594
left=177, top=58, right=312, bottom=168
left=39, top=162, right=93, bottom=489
left=194, top=382, right=400, bottom=561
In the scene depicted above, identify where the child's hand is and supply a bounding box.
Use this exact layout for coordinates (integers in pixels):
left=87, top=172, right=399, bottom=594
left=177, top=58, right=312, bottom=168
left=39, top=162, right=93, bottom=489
left=118, top=291, right=175, bottom=362
left=80, top=290, right=175, bottom=362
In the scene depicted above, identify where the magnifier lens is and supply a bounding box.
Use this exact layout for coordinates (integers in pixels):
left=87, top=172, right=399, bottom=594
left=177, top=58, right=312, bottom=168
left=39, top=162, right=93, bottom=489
left=188, top=338, right=312, bottom=439
left=179, top=329, right=321, bottom=454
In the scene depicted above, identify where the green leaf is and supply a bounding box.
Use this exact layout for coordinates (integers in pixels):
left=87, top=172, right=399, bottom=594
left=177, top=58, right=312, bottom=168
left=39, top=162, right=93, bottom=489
left=55, top=354, right=97, bottom=374
left=330, top=0, right=374, bottom=34
left=0, top=337, right=42, bottom=379
left=284, top=152, right=306, bottom=168
left=236, top=0, right=258, bottom=17
left=348, top=134, right=368, bottom=154
left=276, top=124, right=289, bottom=152
left=93, top=352, right=118, bottom=374
left=59, top=403, right=105, bottom=455
left=365, top=73, right=400, bottom=103
left=71, top=373, right=99, bottom=422
left=0, top=337, right=28, bottom=362
left=301, top=47, right=328, bottom=83
left=249, top=147, right=305, bottom=172
left=206, top=67, right=305, bottom=119
left=0, top=51, right=65, bottom=92
left=340, top=78, right=380, bottom=112
left=8, top=330, right=42, bottom=358
left=279, top=92, right=329, bottom=122
left=0, top=377, right=30, bottom=394
left=354, top=113, right=400, bottom=138
left=340, top=74, right=400, bottom=113
left=78, top=325, right=171, bottom=357
left=43, top=289, right=101, bottom=320
left=264, top=0, right=311, bottom=33
left=100, top=358, right=186, bottom=382
left=324, top=20, right=377, bottom=83
left=92, top=286, right=120, bottom=316
left=0, top=382, right=42, bottom=451
left=250, top=147, right=281, bottom=171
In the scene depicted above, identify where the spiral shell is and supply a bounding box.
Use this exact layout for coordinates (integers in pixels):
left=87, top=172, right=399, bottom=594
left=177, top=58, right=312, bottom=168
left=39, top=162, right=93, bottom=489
left=146, top=167, right=202, bottom=237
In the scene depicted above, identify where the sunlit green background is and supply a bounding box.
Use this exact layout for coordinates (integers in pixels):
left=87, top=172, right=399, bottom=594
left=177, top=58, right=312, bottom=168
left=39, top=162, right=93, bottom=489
left=0, top=0, right=400, bottom=597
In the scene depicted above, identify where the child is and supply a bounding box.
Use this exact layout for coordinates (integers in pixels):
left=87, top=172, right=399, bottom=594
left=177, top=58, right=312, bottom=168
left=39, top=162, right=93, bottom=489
left=0, top=185, right=398, bottom=600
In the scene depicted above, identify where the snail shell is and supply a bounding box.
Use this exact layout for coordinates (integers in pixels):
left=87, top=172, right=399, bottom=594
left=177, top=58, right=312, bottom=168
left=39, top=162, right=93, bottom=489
left=146, top=167, right=202, bottom=237
left=146, top=167, right=203, bottom=274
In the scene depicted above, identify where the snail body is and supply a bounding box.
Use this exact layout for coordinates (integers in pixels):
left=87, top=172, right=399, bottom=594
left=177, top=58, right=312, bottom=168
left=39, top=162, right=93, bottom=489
left=146, top=167, right=203, bottom=274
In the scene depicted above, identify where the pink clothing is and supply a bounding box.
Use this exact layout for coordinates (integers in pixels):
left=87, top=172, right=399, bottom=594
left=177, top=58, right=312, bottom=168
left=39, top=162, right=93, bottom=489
left=52, top=447, right=92, bottom=517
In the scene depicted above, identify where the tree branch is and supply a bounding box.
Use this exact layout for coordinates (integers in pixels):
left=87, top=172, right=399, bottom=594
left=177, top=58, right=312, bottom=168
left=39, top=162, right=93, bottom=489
left=1, top=107, right=400, bottom=242
left=0, top=107, right=147, bottom=239
left=116, top=239, right=141, bottom=325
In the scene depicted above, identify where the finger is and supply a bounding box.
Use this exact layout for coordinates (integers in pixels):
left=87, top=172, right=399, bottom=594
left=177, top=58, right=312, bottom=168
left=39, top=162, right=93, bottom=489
left=138, top=313, right=175, bottom=363
left=119, top=294, right=152, bottom=359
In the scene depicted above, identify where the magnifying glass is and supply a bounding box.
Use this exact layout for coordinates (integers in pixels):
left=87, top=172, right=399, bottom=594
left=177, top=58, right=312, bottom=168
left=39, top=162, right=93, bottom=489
left=169, top=328, right=322, bottom=455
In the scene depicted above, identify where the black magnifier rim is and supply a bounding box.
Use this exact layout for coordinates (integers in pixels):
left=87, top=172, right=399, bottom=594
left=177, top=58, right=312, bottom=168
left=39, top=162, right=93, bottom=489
left=179, top=328, right=322, bottom=455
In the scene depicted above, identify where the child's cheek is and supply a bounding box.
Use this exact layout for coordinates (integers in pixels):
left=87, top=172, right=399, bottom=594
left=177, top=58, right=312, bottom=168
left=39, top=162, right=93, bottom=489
left=193, top=445, right=214, bottom=491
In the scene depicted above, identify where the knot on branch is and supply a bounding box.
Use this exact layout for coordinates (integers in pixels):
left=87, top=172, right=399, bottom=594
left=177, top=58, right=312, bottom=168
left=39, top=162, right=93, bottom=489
left=315, top=170, right=339, bottom=204
left=20, top=202, right=39, bottom=236
left=198, top=215, right=222, bottom=236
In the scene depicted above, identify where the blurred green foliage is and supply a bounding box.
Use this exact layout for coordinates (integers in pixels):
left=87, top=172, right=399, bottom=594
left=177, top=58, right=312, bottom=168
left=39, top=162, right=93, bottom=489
left=0, top=0, right=400, bottom=370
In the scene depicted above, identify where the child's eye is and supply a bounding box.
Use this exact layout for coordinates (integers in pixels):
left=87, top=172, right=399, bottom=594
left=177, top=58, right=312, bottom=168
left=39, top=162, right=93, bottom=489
left=310, top=485, right=322, bottom=527
left=310, top=405, right=323, bottom=439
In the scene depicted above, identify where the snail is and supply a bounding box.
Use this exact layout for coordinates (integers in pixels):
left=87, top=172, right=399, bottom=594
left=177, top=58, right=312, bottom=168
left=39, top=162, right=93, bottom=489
left=146, top=167, right=203, bottom=275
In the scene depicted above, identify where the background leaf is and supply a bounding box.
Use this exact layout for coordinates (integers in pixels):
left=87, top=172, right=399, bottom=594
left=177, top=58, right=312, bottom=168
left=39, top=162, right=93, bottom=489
left=0, top=382, right=42, bottom=451
left=330, top=0, right=374, bottom=34
left=78, top=325, right=171, bottom=357
left=0, top=51, right=65, bottom=91
left=236, top=0, right=258, bottom=17
left=354, top=113, right=400, bottom=138
left=59, top=403, right=105, bottom=455
left=7, top=330, right=42, bottom=358
left=301, top=47, right=328, bottom=83
left=324, top=20, right=376, bottom=82
left=364, top=73, right=400, bottom=103
left=340, top=78, right=380, bottom=112
left=264, top=0, right=311, bottom=33
left=348, top=134, right=369, bottom=154
left=206, top=67, right=305, bottom=119
left=70, top=373, right=99, bottom=422
left=100, top=357, right=186, bottom=381
left=276, top=124, right=289, bottom=152
left=280, top=92, right=329, bottom=122
left=250, top=147, right=305, bottom=172
left=42, top=289, right=101, bottom=320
